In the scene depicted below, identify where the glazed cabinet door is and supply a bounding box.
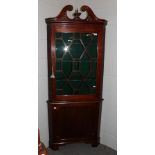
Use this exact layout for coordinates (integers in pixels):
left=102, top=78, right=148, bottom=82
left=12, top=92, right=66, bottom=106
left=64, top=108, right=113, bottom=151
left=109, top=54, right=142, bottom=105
left=49, top=24, right=104, bottom=101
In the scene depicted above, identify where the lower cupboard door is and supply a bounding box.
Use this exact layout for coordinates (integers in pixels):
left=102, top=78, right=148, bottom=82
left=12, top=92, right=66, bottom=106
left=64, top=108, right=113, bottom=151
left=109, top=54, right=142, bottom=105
left=51, top=103, right=101, bottom=141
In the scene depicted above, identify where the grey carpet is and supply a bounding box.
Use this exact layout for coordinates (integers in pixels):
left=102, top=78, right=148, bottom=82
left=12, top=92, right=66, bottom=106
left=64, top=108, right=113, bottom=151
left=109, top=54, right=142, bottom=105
left=47, top=144, right=117, bottom=155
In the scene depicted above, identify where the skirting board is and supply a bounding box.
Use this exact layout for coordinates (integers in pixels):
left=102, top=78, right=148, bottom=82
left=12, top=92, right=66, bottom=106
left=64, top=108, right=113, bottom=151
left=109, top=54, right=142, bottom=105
left=100, top=133, right=117, bottom=150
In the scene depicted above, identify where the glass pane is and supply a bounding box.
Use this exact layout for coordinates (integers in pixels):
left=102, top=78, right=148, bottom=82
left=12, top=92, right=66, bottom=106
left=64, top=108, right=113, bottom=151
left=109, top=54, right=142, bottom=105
left=56, top=60, right=61, bottom=70
left=56, top=39, right=64, bottom=58
left=80, top=61, right=90, bottom=77
left=55, top=32, right=98, bottom=95
left=63, top=83, right=73, bottom=95
left=70, top=80, right=81, bottom=89
left=70, top=40, right=84, bottom=59
left=56, top=80, right=66, bottom=89
left=79, top=81, right=90, bottom=94
left=87, top=34, right=98, bottom=58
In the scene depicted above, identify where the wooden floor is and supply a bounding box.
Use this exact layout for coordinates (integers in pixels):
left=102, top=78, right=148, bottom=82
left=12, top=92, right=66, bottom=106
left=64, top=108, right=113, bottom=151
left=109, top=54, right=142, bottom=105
left=47, top=144, right=117, bottom=155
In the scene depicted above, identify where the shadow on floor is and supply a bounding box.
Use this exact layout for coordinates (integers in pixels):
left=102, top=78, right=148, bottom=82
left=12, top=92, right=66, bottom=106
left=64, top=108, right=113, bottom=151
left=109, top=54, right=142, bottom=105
left=47, top=144, right=117, bottom=155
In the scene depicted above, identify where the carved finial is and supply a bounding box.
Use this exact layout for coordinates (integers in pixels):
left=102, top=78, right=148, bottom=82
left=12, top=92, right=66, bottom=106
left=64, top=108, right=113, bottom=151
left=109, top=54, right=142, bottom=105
left=73, top=9, right=81, bottom=20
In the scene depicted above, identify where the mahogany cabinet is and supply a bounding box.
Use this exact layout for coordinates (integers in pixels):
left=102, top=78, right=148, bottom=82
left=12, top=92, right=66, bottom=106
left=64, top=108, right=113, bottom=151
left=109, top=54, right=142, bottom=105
left=45, top=5, right=107, bottom=150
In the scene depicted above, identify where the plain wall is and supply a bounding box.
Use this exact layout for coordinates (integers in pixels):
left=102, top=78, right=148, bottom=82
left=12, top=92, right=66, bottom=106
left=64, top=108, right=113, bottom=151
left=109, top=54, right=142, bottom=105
left=38, top=0, right=117, bottom=150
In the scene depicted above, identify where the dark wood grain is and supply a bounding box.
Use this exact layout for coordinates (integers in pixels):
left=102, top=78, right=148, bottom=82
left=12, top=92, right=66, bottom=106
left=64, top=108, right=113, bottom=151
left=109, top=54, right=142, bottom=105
left=45, top=5, right=107, bottom=150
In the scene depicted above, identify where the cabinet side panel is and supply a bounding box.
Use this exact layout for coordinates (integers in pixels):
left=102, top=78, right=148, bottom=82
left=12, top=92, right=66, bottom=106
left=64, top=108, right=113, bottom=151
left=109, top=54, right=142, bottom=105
left=47, top=24, right=52, bottom=99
